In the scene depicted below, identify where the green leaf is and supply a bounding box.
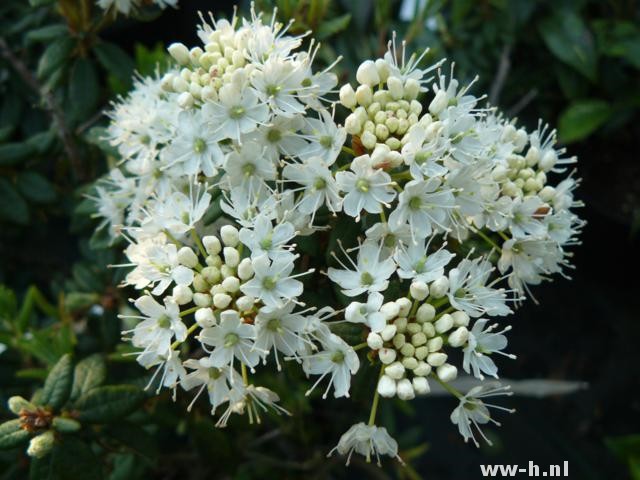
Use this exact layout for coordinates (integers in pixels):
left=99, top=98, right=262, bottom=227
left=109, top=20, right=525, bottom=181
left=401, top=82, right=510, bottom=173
left=40, top=353, right=73, bottom=410
left=558, top=99, right=612, bottom=143
left=202, top=191, right=223, bottom=225
left=69, top=58, right=100, bottom=122
left=94, top=42, right=134, bottom=88
left=0, top=285, right=18, bottom=321
left=26, top=129, right=57, bottom=154
left=84, top=126, right=119, bottom=157
left=71, top=263, right=102, bottom=292
left=0, top=178, right=29, bottom=225
left=17, top=172, right=57, bottom=204
left=30, top=437, right=103, bottom=480
left=0, top=142, right=35, bottom=167
left=37, top=36, right=74, bottom=80
left=75, top=385, right=145, bottom=423
left=70, top=354, right=106, bottom=401
left=539, top=11, right=597, bottom=81
left=25, top=24, right=68, bottom=45
left=0, top=419, right=30, bottom=450
left=606, top=434, right=640, bottom=463
left=317, top=13, right=352, bottom=40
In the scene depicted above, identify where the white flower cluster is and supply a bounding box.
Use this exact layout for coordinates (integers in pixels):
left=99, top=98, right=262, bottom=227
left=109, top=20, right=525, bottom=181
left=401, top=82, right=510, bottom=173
left=96, top=0, right=177, bottom=16
left=89, top=8, right=584, bottom=469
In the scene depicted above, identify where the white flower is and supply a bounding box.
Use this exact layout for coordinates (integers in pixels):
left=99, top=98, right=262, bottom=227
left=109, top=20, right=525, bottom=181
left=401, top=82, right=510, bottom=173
left=125, top=295, right=186, bottom=367
left=245, top=116, right=308, bottom=162
left=299, top=110, right=347, bottom=165
left=283, top=156, right=342, bottom=218
left=402, top=125, right=448, bottom=179
left=389, top=178, right=455, bottom=241
left=394, top=238, right=454, bottom=283
left=181, top=358, right=241, bottom=414
left=345, top=292, right=386, bottom=333
left=336, top=156, right=396, bottom=220
left=148, top=184, right=212, bottom=235
left=463, top=319, right=514, bottom=379
left=254, top=303, right=308, bottom=369
left=450, top=384, right=514, bottom=447
left=161, top=110, right=225, bottom=177
left=448, top=257, right=511, bottom=318
left=365, top=221, right=413, bottom=252
left=239, top=215, right=296, bottom=260
left=251, top=58, right=305, bottom=117
left=328, top=241, right=396, bottom=297
left=328, top=422, right=403, bottom=466
left=202, top=84, right=269, bottom=142
left=224, top=141, right=277, bottom=192
left=124, top=235, right=194, bottom=295
left=508, top=196, right=547, bottom=239
left=303, top=333, right=359, bottom=398
left=240, top=254, right=306, bottom=308
left=198, top=310, right=260, bottom=372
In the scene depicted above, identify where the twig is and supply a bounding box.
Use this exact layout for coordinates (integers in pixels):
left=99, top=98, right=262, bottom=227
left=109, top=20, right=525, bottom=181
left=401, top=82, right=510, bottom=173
left=507, top=88, right=539, bottom=117
left=489, top=44, right=512, bottom=106
left=0, top=37, right=84, bottom=179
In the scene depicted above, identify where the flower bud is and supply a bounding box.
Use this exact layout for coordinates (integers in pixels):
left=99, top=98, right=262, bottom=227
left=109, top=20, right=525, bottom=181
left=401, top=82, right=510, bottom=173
left=356, top=60, right=380, bottom=86
left=168, top=42, right=190, bottom=65
left=513, top=129, right=528, bottom=152
left=201, top=266, right=221, bottom=285
left=8, top=396, right=34, bottom=415
left=236, top=295, right=255, bottom=311
left=436, top=363, right=458, bottom=382
left=220, top=225, right=239, bottom=247
left=387, top=76, right=404, bottom=100
left=345, top=114, right=362, bottom=135
left=201, top=85, right=217, bottom=102
left=429, top=276, right=449, bottom=298
left=367, top=332, right=383, bottom=350
left=427, top=336, right=443, bottom=352
left=525, top=146, right=540, bottom=166
left=380, top=324, right=397, bottom=342
left=422, top=322, right=435, bottom=337
left=414, top=361, right=432, bottom=377
left=172, top=285, right=193, bottom=305
left=177, top=247, right=199, bottom=268
left=377, top=374, right=397, bottom=397
left=375, top=123, right=389, bottom=141
left=380, top=302, right=400, bottom=321
left=237, top=258, right=254, bottom=280
left=177, top=92, right=194, bottom=109
left=396, top=298, right=412, bottom=317
left=427, top=352, right=447, bottom=367
left=195, top=307, right=216, bottom=328
left=415, top=346, right=429, bottom=360
left=160, top=72, right=175, bottom=91
left=538, top=185, right=556, bottom=202
left=435, top=313, right=454, bottom=334
left=193, top=274, right=209, bottom=292
left=396, top=378, right=415, bottom=400
left=375, top=59, right=390, bottom=82
left=206, top=254, right=222, bottom=268
left=400, top=343, right=415, bottom=358
left=355, top=84, right=373, bottom=107
left=416, top=303, right=436, bottom=323
left=27, top=431, right=55, bottom=458
left=412, top=376, right=430, bottom=395
left=223, top=247, right=240, bottom=268
left=394, top=317, right=408, bottom=333
left=220, top=264, right=235, bottom=279
left=52, top=417, right=81, bottom=433
left=202, top=235, right=221, bottom=255
left=392, top=333, right=406, bottom=350
left=361, top=131, right=377, bottom=150
left=193, top=292, right=212, bottom=307
left=428, top=89, right=448, bottom=116
left=404, top=78, right=420, bottom=100
left=213, top=293, right=232, bottom=309
left=401, top=356, right=418, bottom=370
left=410, top=281, right=429, bottom=301
left=221, top=276, right=240, bottom=293
left=385, top=361, right=405, bottom=380
left=378, top=347, right=397, bottom=365
left=448, top=326, right=469, bottom=347
left=411, top=332, right=427, bottom=347
left=339, top=83, right=357, bottom=109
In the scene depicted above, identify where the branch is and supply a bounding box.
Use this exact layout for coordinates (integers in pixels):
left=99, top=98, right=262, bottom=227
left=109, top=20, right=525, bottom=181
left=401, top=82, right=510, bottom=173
left=0, top=37, right=84, bottom=179
left=488, top=43, right=512, bottom=106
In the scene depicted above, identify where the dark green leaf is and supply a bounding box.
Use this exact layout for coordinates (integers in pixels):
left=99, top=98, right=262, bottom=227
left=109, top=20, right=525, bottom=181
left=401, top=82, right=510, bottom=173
left=64, top=292, right=100, bottom=312
left=25, top=24, right=68, bottom=45
left=0, top=142, right=35, bottom=167
left=40, top=353, right=73, bottom=410
left=69, top=58, right=100, bottom=122
left=0, top=420, right=30, bottom=450
left=70, top=354, right=106, bottom=401
left=539, top=11, right=597, bottom=81
left=606, top=434, right=640, bottom=463
left=30, top=436, right=103, bottom=480
left=202, top=191, right=223, bottom=225
left=94, top=42, right=134, bottom=88
left=0, top=179, right=29, bottom=225
left=317, top=14, right=352, bottom=40
left=17, top=172, right=56, bottom=204
left=558, top=99, right=611, bottom=143
left=75, top=385, right=144, bottom=423
left=37, top=37, right=74, bottom=80
left=71, top=263, right=102, bottom=292
left=25, top=130, right=57, bottom=154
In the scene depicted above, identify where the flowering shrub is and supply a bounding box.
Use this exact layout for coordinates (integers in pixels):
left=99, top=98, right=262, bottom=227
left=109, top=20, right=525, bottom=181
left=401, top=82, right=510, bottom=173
left=81, top=5, right=585, bottom=467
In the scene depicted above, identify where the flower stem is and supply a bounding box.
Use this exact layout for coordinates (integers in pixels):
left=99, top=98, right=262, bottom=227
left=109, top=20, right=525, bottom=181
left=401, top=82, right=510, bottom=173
left=190, top=228, right=207, bottom=258
left=353, top=342, right=368, bottom=351
left=241, top=363, right=249, bottom=386
left=432, top=374, right=463, bottom=400
left=164, top=229, right=181, bottom=246
left=341, top=146, right=355, bottom=156
left=179, top=306, right=199, bottom=317
left=473, top=228, right=502, bottom=252
left=497, top=230, right=510, bottom=242
left=170, top=322, right=199, bottom=350
left=368, top=365, right=385, bottom=426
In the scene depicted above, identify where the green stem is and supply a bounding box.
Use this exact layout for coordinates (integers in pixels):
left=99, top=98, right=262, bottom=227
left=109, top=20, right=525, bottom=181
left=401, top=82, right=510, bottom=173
left=190, top=229, right=207, bottom=258
left=368, top=365, right=385, bottom=426
left=432, top=373, right=464, bottom=400
left=341, top=146, right=355, bottom=156
left=379, top=209, right=387, bottom=223
left=164, top=229, right=181, bottom=246
left=179, top=306, right=199, bottom=317
left=430, top=296, right=449, bottom=309
left=170, top=322, right=199, bottom=350
left=241, top=363, right=249, bottom=386
left=352, top=342, right=368, bottom=351
left=497, top=230, right=510, bottom=242
left=473, top=228, right=502, bottom=252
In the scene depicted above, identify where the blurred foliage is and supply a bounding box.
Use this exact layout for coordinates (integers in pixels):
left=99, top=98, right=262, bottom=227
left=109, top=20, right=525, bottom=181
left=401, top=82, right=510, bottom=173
left=0, top=0, right=638, bottom=478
